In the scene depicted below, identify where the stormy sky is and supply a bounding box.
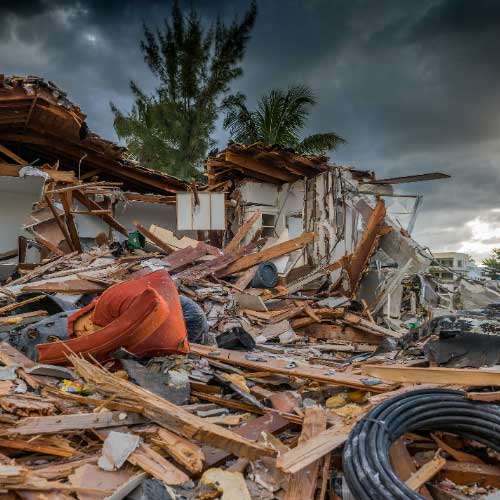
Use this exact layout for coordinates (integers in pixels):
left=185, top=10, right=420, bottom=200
left=2, top=0, right=500, bottom=261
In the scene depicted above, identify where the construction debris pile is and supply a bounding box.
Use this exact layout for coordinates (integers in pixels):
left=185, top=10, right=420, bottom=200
left=0, top=75, right=498, bottom=499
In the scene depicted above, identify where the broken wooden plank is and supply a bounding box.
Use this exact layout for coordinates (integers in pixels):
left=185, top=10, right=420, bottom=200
left=224, top=209, right=261, bottom=253
left=163, top=243, right=213, bottom=272
left=8, top=252, right=78, bottom=286
left=466, top=391, right=500, bottom=402
left=94, top=428, right=189, bottom=485
left=220, top=232, right=315, bottom=276
left=390, top=437, right=432, bottom=499
left=413, top=459, right=500, bottom=488
left=277, top=425, right=351, bottom=474
left=68, top=464, right=133, bottom=500
left=0, top=295, right=45, bottom=316
left=341, top=312, right=402, bottom=338
left=28, top=457, right=99, bottom=480
left=406, top=455, right=446, bottom=491
left=203, top=413, right=289, bottom=468
left=0, top=437, right=76, bottom=458
left=34, top=233, right=65, bottom=257
left=73, top=190, right=128, bottom=236
left=344, top=200, right=388, bottom=297
left=430, top=433, right=484, bottom=464
left=191, top=344, right=395, bottom=392
left=152, top=427, right=205, bottom=474
left=176, top=240, right=260, bottom=283
left=134, top=222, right=176, bottom=254
left=362, top=364, right=500, bottom=386
left=22, top=279, right=106, bottom=294
left=284, top=406, right=327, bottom=500
left=234, top=265, right=259, bottom=291
left=71, top=356, right=277, bottom=462
left=3, top=411, right=146, bottom=436
left=0, top=341, right=40, bottom=389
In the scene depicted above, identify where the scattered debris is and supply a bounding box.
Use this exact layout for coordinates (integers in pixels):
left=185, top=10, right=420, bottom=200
left=0, top=74, right=496, bottom=499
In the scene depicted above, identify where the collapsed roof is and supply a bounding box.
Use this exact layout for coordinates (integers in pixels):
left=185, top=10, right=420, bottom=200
left=0, top=75, right=188, bottom=194
left=206, top=141, right=374, bottom=186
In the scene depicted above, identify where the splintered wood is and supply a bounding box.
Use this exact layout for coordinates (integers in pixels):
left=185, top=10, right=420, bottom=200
left=69, top=355, right=276, bottom=462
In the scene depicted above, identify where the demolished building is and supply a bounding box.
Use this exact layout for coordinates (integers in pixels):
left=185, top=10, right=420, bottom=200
left=0, top=75, right=499, bottom=499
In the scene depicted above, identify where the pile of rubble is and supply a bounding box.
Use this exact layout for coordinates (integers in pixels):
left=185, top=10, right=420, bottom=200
left=0, top=75, right=499, bottom=499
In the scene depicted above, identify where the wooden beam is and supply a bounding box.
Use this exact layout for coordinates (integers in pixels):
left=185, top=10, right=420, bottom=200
left=0, top=438, right=75, bottom=457
left=45, top=195, right=76, bottom=252
left=0, top=295, right=45, bottom=316
left=225, top=150, right=297, bottom=182
left=33, top=233, right=65, bottom=257
left=125, top=193, right=177, bottom=204
left=220, top=232, right=315, bottom=276
left=224, top=209, right=261, bottom=253
left=341, top=312, right=402, bottom=338
left=0, top=163, right=21, bottom=176
left=46, top=181, right=122, bottom=195
left=3, top=411, right=146, bottom=436
left=284, top=407, right=327, bottom=500
left=362, top=364, right=500, bottom=386
left=58, top=191, right=82, bottom=253
left=134, top=222, right=175, bottom=254
left=0, top=143, right=26, bottom=165
left=190, top=344, right=395, bottom=392
left=466, top=391, right=500, bottom=402
left=414, top=459, right=500, bottom=488
left=22, top=279, right=105, bottom=294
left=73, top=190, right=128, bottom=236
left=345, top=200, right=388, bottom=297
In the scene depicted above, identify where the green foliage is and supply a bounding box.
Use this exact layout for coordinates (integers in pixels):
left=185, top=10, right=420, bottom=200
left=482, top=248, right=500, bottom=279
left=111, top=0, right=257, bottom=180
left=222, top=84, right=346, bottom=155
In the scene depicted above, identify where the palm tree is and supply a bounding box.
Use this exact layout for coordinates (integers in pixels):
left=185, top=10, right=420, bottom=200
left=222, top=84, right=346, bottom=155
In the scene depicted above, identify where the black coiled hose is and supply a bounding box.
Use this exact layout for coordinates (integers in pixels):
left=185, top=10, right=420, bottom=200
left=342, top=388, right=500, bottom=499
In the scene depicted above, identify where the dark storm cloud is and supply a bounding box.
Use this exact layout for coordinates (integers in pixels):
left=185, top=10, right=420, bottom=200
left=2, top=0, right=500, bottom=258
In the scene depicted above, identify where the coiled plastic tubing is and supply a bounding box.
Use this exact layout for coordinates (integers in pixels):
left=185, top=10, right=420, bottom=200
left=342, top=388, right=500, bottom=499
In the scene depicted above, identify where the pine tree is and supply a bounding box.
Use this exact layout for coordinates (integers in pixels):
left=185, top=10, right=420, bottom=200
left=111, top=1, right=257, bottom=180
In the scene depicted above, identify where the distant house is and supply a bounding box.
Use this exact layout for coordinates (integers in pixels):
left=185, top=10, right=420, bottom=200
left=430, top=252, right=483, bottom=281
